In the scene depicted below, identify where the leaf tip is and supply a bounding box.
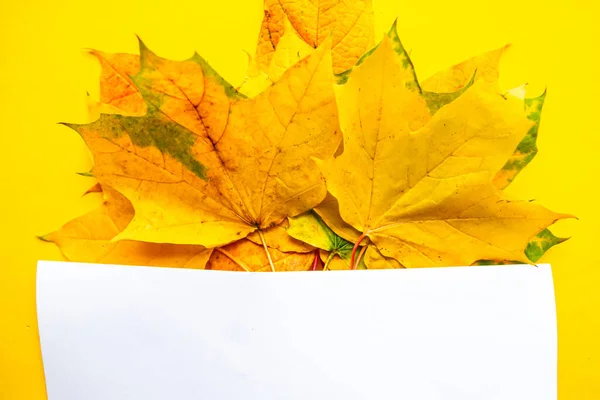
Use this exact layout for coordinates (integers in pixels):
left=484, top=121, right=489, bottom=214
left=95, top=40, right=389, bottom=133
left=389, top=17, right=399, bottom=32
left=37, top=234, right=52, bottom=243
left=556, top=235, right=571, bottom=245
left=135, top=35, right=154, bottom=64
left=558, top=212, right=577, bottom=222
left=537, top=86, right=548, bottom=97
left=135, top=34, right=146, bottom=48
left=83, top=48, right=102, bottom=59
left=386, top=19, right=402, bottom=44
left=57, top=121, right=81, bottom=132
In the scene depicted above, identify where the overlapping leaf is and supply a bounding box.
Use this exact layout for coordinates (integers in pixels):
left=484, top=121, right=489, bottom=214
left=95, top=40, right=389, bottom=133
left=315, top=26, right=569, bottom=268
left=420, top=45, right=564, bottom=261
left=43, top=183, right=313, bottom=271
left=288, top=211, right=366, bottom=270
left=420, top=45, right=548, bottom=188
left=240, top=17, right=313, bottom=97
left=43, top=0, right=570, bottom=271
left=255, top=0, right=374, bottom=75
left=246, top=219, right=314, bottom=253
left=65, top=39, right=340, bottom=251
left=41, top=186, right=214, bottom=268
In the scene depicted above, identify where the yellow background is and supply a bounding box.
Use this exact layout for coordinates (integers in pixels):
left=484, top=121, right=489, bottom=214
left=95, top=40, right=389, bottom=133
left=0, top=0, right=598, bottom=398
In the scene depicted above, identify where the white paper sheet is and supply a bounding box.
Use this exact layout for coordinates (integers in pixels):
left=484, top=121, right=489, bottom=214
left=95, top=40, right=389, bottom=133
left=37, top=261, right=557, bottom=400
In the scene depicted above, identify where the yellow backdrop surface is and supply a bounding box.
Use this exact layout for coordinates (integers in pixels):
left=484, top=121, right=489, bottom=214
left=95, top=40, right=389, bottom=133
left=0, top=0, right=598, bottom=398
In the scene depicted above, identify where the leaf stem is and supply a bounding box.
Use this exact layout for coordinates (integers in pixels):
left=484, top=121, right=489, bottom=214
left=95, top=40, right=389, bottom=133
left=257, top=229, right=276, bottom=272
left=355, top=246, right=367, bottom=269
left=311, top=250, right=319, bottom=271
left=215, top=248, right=251, bottom=272
left=350, top=232, right=367, bottom=270
left=323, top=252, right=335, bottom=271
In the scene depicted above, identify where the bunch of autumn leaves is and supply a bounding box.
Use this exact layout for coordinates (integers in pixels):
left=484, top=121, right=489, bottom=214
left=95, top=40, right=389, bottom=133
left=43, top=0, right=570, bottom=272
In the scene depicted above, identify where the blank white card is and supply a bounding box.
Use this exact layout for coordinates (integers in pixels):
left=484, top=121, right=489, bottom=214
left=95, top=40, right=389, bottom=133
left=37, top=261, right=557, bottom=400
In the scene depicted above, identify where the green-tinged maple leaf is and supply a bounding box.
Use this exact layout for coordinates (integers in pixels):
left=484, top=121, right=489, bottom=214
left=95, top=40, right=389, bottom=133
left=63, top=39, right=341, bottom=265
left=314, top=24, right=570, bottom=269
left=419, top=44, right=548, bottom=191
left=419, top=41, right=559, bottom=262
left=336, top=19, right=476, bottom=115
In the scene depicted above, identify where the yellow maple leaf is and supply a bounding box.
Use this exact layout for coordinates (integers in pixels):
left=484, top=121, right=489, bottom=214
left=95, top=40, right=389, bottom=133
left=316, top=27, right=570, bottom=268
left=43, top=184, right=311, bottom=271
left=40, top=186, right=214, bottom=268
left=420, top=45, right=545, bottom=189
left=255, top=0, right=374, bottom=75
left=64, top=39, right=340, bottom=273
left=419, top=44, right=564, bottom=261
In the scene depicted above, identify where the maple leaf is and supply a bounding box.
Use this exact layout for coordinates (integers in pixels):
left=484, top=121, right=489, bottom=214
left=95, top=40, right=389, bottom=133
left=255, top=0, right=374, bottom=75
left=420, top=46, right=566, bottom=261
left=315, top=25, right=570, bottom=269
left=42, top=184, right=312, bottom=271
left=40, top=186, right=214, bottom=268
left=63, top=39, right=340, bottom=272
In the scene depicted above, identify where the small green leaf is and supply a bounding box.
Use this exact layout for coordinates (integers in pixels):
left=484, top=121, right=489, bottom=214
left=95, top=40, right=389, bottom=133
left=288, top=211, right=364, bottom=269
